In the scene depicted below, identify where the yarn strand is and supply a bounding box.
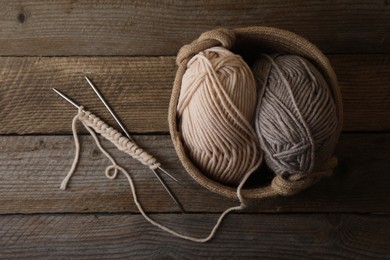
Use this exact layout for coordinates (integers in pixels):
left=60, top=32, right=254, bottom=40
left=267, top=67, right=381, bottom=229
left=60, top=114, right=82, bottom=190
left=60, top=107, right=253, bottom=243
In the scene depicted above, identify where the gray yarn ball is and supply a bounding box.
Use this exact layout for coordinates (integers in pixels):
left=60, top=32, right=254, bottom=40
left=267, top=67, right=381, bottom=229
left=253, top=54, right=338, bottom=176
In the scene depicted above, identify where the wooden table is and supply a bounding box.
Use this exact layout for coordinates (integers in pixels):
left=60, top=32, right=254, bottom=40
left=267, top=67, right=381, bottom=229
left=0, top=1, right=389, bottom=258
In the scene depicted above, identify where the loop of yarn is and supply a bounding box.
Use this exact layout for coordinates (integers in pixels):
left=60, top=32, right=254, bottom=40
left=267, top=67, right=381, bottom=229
left=105, top=165, right=119, bottom=180
left=177, top=46, right=261, bottom=186
left=252, top=54, right=338, bottom=176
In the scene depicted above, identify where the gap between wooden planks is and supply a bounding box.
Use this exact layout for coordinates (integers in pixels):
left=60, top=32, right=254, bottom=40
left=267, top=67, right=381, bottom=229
left=0, top=213, right=389, bottom=258
left=0, top=0, right=389, bottom=55
left=0, top=55, right=389, bottom=134
left=0, top=133, right=388, bottom=214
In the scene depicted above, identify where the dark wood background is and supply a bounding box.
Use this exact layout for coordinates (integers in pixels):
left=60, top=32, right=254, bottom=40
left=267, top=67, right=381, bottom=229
left=0, top=0, right=389, bottom=258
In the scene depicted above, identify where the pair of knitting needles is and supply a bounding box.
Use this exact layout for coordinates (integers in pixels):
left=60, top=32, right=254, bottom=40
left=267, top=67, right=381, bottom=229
left=53, top=76, right=184, bottom=212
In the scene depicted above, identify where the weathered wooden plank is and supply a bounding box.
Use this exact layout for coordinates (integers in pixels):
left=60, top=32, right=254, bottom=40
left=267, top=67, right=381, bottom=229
left=0, top=0, right=389, bottom=55
left=0, top=56, right=174, bottom=134
left=0, top=133, right=388, bottom=214
left=336, top=55, right=390, bottom=131
left=0, top=55, right=389, bottom=134
left=0, top=213, right=389, bottom=258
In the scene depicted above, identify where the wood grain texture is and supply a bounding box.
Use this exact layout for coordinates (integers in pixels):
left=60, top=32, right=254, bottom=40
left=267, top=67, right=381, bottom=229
left=0, top=55, right=389, bottom=134
left=336, top=54, right=390, bottom=131
left=0, top=56, right=174, bottom=134
left=0, top=133, right=388, bottom=214
left=0, top=0, right=389, bottom=55
left=0, top=0, right=387, bottom=257
left=0, top=213, right=389, bottom=259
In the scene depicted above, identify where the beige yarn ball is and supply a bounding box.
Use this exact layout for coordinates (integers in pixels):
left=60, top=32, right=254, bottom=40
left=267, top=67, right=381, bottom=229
left=253, top=54, right=338, bottom=176
left=177, top=46, right=261, bottom=186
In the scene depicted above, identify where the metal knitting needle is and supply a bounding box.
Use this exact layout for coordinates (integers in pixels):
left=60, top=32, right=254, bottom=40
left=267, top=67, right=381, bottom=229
left=151, top=168, right=184, bottom=212
left=84, top=76, right=135, bottom=143
left=53, top=88, right=184, bottom=212
left=84, top=76, right=180, bottom=184
left=53, top=88, right=80, bottom=109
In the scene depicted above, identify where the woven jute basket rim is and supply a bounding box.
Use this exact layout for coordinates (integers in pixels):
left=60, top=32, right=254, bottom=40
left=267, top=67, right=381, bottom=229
left=168, top=26, right=343, bottom=200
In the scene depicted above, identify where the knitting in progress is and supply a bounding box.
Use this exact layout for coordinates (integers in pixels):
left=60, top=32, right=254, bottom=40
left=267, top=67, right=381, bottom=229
left=60, top=106, right=160, bottom=190
left=56, top=87, right=253, bottom=243
left=60, top=106, right=249, bottom=243
left=177, top=46, right=262, bottom=186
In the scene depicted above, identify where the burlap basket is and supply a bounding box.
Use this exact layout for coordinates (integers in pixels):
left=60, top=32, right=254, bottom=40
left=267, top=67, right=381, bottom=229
left=168, top=27, right=343, bottom=199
